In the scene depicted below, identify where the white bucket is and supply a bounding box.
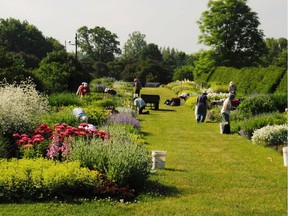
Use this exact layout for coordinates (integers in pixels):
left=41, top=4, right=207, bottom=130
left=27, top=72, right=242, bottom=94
left=152, top=150, right=167, bottom=169
left=283, top=147, right=288, bottom=166
left=220, top=122, right=228, bottom=134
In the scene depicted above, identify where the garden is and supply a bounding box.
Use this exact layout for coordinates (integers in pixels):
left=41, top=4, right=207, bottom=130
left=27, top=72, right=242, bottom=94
left=0, top=77, right=287, bottom=215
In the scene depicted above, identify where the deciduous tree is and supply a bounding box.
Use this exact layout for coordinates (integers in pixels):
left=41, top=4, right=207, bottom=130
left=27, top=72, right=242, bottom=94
left=77, top=26, right=121, bottom=62
left=198, top=0, right=266, bottom=68
left=123, top=31, right=147, bottom=60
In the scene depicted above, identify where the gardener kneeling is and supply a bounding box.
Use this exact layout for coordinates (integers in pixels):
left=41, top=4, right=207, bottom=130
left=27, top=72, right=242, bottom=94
left=72, top=108, right=88, bottom=123
left=133, top=96, right=149, bottom=114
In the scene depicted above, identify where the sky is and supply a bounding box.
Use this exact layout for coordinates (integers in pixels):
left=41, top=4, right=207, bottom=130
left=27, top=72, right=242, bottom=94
left=0, top=0, right=287, bottom=54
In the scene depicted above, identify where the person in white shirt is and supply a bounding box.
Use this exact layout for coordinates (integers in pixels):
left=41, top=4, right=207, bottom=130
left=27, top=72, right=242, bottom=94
left=221, top=94, right=235, bottom=123
left=72, top=108, right=88, bottom=123
left=133, top=97, right=149, bottom=114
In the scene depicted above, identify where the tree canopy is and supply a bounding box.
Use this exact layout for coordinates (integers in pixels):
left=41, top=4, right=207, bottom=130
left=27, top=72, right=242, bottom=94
left=198, top=0, right=267, bottom=68
left=0, top=18, right=62, bottom=63
left=77, top=26, right=121, bottom=62
left=123, top=31, right=147, bottom=60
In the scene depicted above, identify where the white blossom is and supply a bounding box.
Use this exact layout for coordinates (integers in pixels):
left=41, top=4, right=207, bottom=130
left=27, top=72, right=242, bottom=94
left=251, top=124, right=288, bottom=146
left=0, top=79, right=49, bottom=133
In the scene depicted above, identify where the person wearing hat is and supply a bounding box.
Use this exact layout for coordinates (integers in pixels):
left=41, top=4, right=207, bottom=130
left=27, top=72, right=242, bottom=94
left=76, top=82, right=90, bottom=97
left=104, top=87, right=117, bottom=96
left=221, top=93, right=235, bottom=123
left=196, top=91, right=209, bottom=123
left=228, top=81, right=237, bottom=95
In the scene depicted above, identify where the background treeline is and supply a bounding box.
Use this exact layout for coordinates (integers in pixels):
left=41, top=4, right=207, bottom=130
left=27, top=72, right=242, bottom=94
left=0, top=16, right=287, bottom=95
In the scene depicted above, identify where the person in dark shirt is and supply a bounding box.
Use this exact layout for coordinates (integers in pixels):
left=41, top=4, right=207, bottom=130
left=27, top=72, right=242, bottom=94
left=133, top=78, right=142, bottom=96
left=196, top=91, right=209, bottom=123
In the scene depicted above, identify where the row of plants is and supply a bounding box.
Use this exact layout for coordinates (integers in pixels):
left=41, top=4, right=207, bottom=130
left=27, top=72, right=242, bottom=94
left=207, top=66, right=287, bottom=95
left=0, top=78, right=151, bottom=202
left=167, top=80, right=287, bottom=151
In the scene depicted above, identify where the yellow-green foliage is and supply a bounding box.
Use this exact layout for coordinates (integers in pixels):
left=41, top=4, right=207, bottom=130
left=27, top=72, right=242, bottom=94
left=209, top=82, right=228, bottom=93
left=41, top=106, right=79, bottom=127
left=185, top=96, right=198, bottom=108
left=0, top=158, right=101, bottom=202
left=84, top=105, right=107, bottom=126
left=170, top=81, right=197, bottom=95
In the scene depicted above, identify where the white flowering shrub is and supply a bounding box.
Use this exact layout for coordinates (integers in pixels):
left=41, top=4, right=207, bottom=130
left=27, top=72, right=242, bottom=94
left=0, top=79, right=49, bottom=134
left=251, top=124, right=288, bottom=147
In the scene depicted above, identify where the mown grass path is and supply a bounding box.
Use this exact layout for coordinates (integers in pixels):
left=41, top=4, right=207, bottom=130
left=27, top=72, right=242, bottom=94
left=0, top=87, right=287, bottom=216
left=132, top=87, right=287, bottom=216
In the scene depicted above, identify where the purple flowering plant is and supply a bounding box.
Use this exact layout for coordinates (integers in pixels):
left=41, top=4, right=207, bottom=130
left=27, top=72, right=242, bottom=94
left=107, top=112, right=140, bottom=130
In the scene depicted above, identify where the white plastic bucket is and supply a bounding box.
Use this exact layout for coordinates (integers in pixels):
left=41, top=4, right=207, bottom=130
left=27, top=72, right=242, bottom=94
left=220, top=122, right=229, bottom=134
left=283, top=147, right=288, bottom=166
left=152, top=150, right=167, bottom=169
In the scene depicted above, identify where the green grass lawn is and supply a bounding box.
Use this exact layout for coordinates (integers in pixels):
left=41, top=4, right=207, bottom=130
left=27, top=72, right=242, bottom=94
left=0, top=87, right=287, bottom=216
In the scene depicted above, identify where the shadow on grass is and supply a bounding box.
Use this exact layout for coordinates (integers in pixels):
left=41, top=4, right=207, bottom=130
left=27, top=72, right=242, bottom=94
left=156, top=108, right=176, bottom=112
left=141, top=131, right=152, bottom=136
left=141, top=179, right=180, bottom=197
left=164, top=167, right=187, bottom=172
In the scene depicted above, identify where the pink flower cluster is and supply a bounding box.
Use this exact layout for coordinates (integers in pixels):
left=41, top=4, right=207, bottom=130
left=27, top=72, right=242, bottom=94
left=13, top=123, right=109, bottom=159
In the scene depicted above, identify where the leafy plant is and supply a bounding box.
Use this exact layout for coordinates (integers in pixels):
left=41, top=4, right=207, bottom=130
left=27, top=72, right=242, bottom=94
left=71, top=124, right=150, bottom=191
left=84, top=106, right=107, bottom=126
left=236, top=94, right=276, bottom=119
left=252, top=124, right=288, bottom=149
left=239, top=113, right=287, bottom=139
left=41, top=107, right=79, bottom=127
left=0, top=158, right=102, bottom=202
left=48, top=92, right=83, bottom=107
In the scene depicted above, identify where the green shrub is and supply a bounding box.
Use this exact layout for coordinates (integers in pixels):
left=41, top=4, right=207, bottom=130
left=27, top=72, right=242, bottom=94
left=71, top=124, right=150, bottom=191
left=239, top=113, right=287, bottom=139
left=0, top=158, right=102, bottom=202
left=252, top=124, right=288, bottom=149
left=270, top=93, right=287, bottom=112
left=92, top=97, right=119, bottom=109
left=105, top=139, right=151, bottom=190
left=84, top=106, right=107, bottom=126
left=236, top=94, right=276, bottom=119
left=207, top=107, right=222, bottom=122
left=0, top=134, right=11, bottom=158
left=48, top=92, right=83, bottom=107
left=210, top=83, right=228, bottom=93
left=89, top=77, right=116, bottom=92
left=184, top=96, right=197, bottom=108
left=41, top=107, right=79, bottom=128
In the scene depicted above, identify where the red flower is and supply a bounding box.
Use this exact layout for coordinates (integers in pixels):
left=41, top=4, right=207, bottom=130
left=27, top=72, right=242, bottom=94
left=12, top=134, right=21, bottom=139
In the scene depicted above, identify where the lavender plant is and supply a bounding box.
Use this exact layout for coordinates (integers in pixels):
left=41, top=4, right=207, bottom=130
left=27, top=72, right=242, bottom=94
left=106, top=112, right=140, bottom=130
